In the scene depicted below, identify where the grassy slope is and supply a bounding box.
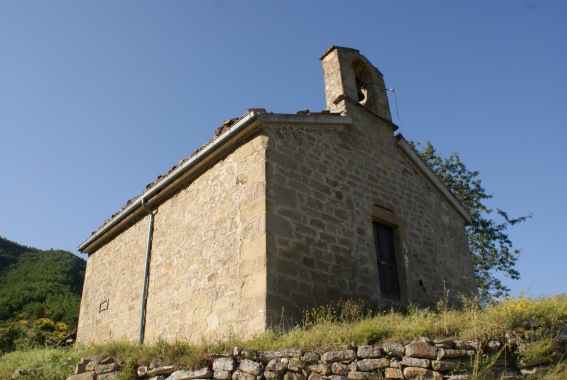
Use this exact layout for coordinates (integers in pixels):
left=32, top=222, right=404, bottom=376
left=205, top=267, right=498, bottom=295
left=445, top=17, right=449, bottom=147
left=0, top=295, right=566, bottom=380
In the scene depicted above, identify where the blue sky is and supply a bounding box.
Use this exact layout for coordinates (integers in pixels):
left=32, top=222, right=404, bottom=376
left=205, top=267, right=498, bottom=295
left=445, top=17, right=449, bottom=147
left=0, top=1, right=565, bottom=298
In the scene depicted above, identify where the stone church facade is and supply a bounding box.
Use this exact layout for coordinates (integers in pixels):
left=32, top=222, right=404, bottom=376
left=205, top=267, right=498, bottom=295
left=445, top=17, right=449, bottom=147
left=77, top=46, right=476, bottom=344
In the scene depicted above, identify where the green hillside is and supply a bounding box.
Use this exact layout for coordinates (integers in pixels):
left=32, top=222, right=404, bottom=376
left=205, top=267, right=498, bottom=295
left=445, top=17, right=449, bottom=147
left=0, top=237, right=86, bottom=352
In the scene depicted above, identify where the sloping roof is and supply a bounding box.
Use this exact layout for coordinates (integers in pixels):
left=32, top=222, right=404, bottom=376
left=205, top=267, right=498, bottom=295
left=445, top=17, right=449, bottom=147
left=78, top=109, right=349, bottom=253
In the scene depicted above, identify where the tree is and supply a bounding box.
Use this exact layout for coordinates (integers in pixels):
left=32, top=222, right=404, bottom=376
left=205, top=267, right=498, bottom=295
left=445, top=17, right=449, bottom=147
left=413, top=141, right=531, bottom=302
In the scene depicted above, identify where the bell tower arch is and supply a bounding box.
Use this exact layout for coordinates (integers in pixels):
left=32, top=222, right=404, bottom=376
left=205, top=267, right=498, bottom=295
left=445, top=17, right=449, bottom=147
left=320, top=46, right=392, bottom=121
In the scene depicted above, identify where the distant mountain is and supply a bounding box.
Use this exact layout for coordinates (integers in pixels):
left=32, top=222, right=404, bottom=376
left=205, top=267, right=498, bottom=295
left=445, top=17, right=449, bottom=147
left=0, top=236, right=86, bottom=351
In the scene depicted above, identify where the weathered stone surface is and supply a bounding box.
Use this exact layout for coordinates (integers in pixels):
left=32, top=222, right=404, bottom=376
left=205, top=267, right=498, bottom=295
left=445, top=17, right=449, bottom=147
left=431, top=359, right=461, bottom=372
left=405, top=338, right=437, bottom=359
left=167, top=367, right=213, bottom=380
left=306, top=364, right=331, bottom=375
left=520, top=365, right=551, bottom=376
left=486, top=340, right=501, bottom=353
left=263, top=371, right=281, bottom=380
left=384, top=368, right=403, bottom=379
left=402, top=367, right=442, bottom=380
left=357, top=345, right=384, bottom=359
left=347, top=371, right=383, bottom=380
left=283, top=372, right=306, bottom=380
left=381, top=342, right=404, bottom=358
left=231, top=370, right=256, bottom=380
left=307, top=372, right=323, bottom=380
left=95, top=363, right=120, bottom=374
left=436, top=348, right=469, bottom=360
left=401, top=356, right=429, bottom=368
left=321, top=350, right=356, bottom=363
left=356, top=358, right=390, bottom=371
left=433, top=338, right=455, bottom=349
left=260, top=349, right=303, bottom=363
left=214, top=370, right=232, bottom=380
left=214, top=358, right=237, bottom=372
left=454, top=341, right=476, bottom=351
left=287, top=358, right=305, bottom=372
left=66, top=372, right=96, bottom=380
left=389, top=359, right=401, bottom=369
left=84, top=356, right=105, bottom=372
left=75, top=359, right=89, bottom=375
left=146, top=365, right=175, bottom=377
left=328, top=376, right=347, bottom=380
left=331, top=362, right=349, bottom=375
left=266, top=359, right=287, bottom=374
left=239, top=359, right=263, bottom=375
left=138, top=366, right=149, bottom=377
left=98, top=372, right=119, bottom=380
left=444, top=375, right=472, bottom=380
left=242, top=351, right=260, bottom=361
left=149, top=376, right=167, bottom=380
left=303, top=352, right=320, bottom=363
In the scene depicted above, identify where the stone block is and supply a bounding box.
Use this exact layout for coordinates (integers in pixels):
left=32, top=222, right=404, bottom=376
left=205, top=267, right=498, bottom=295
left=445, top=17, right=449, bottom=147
left=331, top=362, right=349, bottom=375
left=306, top=364, right=331, bottom=375
left=167, top=367, right=214, bottom=380
left=146, top=365, right=175, bottom=377
left=266, top=359, right=287, bottom=375
left=431, top=359, right=461, bottom=372
left=239, top=359, right=263, bottom=375
left=214, top=357, right=237, bottom=372
left=231, top=371, right=256, bottom=380
left=356, top=358, right=389, bottom=371
left=405, top=338, right=437, bottom=359
left=284, top=372, right=306, bottom=380
left=321, top=350, right=356, bottom=363
left=436, top=348, right=469, bottom=360
left=214, top=370, right=232, bottom=380
left=401, top=356, right=429, bottom=368
left=95, top=363, right=119, bottom=374
left=381, top=342, right=404, bottom=358
left=357, top=346, right=384, bottom=359
left=347, top=371, right=383, bottom=380
left=287, top=358, right=305, bottom=372
left=433, top=338, right=455, bottom=349
left=66, top=372, right=96, bottom=380
left=384, top=368, right=403, bottom=379
left=138, top=366, right=149, bottom=377
left=307, top=373, right=323, bottom=380
left=303, top=352, right=320, bottom=364
left=98, top=372, right=119, bottom=380
left=402, top=367, right=442, bottom=380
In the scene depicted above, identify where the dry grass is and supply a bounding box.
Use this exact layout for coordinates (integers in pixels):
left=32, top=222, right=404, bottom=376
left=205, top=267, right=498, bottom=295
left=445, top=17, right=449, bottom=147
left=1, top=295, right=566, bottom=380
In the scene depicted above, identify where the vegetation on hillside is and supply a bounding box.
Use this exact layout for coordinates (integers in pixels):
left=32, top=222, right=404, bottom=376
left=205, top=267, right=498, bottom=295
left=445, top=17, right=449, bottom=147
left=0, top=295, right=565, bottom=380
left=0, top=237, right=86, bottom=353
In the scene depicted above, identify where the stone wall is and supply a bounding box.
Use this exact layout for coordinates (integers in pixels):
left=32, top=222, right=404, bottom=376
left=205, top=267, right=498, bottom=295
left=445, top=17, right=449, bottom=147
left=264, top=108, right=476, bottom=323
left=77, top=134, right=269, bottom=344
left=67, top=330, right=567, bottom=380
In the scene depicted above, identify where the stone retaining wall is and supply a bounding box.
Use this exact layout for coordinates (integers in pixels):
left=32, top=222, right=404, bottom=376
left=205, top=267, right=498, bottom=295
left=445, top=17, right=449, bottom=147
left=66, top=331, right=567, bottom=380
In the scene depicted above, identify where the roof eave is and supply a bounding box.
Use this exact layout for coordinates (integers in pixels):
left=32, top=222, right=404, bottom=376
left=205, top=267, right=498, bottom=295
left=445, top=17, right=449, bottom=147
left=78, top=112, right=352, bottom=253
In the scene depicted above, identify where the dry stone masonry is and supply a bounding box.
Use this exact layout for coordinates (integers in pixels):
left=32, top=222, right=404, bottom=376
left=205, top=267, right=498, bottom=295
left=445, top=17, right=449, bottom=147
left=65, top=332, right=567, bottom=380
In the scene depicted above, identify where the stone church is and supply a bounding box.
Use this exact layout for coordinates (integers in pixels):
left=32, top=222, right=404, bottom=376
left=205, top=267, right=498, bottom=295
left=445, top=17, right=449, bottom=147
left=77, top=46, right=477, bottom=344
